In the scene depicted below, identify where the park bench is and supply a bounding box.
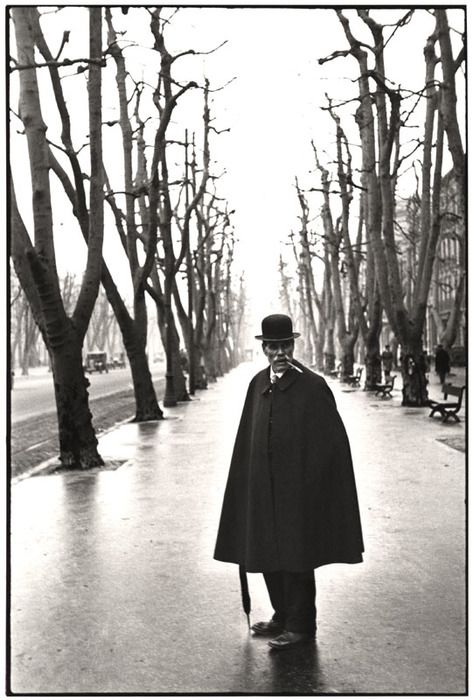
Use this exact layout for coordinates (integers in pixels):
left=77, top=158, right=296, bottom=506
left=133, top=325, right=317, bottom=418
left=346, top=367, right=363, bottom=387
left=328, top=363, right=342, bottom=378
left=374, top=374, right=396, bottom=398
left=428, top=384, right=465, bottom=423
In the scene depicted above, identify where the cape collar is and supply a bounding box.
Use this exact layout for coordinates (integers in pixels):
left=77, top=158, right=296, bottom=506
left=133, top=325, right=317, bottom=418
left=261, top=365, right=301, bottom=395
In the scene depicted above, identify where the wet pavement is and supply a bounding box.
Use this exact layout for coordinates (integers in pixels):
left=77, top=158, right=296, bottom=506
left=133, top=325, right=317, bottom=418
left=10, top=362, right=466, bottom=694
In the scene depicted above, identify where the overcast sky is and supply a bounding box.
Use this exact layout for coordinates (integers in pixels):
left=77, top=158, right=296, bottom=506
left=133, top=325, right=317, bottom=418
left=9, top=4, right=466, bottom=328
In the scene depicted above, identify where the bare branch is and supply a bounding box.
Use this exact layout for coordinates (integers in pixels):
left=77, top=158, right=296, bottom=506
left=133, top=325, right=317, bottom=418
left=171, top=40, right=228, bottom=64
left=384, top=10, right=415, bottom=47
left=210, top=125, right=231, bottom=135
left=206, top=76, right=237, bottom=92
left=54, top=30, right=70, bottom=61
left=10, top=56, right=106, bottom=72
left=453, top=45, right=465, bottom=73
left=367, top=69, right=400, bottom=99
left=318, top=48, right=353, bottom=66
left=320, top=94, right=360, bottom=111
left=47, top=137, right=88, bottom=156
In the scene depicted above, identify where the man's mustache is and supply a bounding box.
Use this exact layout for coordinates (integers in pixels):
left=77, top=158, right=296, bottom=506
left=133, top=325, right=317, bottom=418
left=275, top=355, right=303, bottom=374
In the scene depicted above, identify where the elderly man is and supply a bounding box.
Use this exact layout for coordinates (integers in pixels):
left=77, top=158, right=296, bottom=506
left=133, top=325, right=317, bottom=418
left=214, top=314, right=364, bottom=650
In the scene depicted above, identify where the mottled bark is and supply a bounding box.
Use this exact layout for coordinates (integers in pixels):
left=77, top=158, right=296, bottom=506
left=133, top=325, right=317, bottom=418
left=100, top=10, right=164, bottom=419
left=51, top=333, right=101, bottom=467
left=400, top=346, right=429, bottom=407
left=323, top=323, right=336, bottom=374
left=331, top=11, right=464, bottom=405
left=149, top=270, right=189, bottom=403
left=314, top=322, right=325, bottom=372
left=11, top=7, right=104, bottom=468
left=435, top=9, right=466, bottom=225
left=364, top=341, right=382, bottom=389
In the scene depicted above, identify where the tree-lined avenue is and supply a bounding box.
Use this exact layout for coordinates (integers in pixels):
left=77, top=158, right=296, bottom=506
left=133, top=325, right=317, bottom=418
left=11, top=361, right=165, bottom=424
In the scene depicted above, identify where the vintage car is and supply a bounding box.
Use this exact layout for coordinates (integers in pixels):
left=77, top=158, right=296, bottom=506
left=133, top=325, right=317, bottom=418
left=85, top=351, right=108, bottom=374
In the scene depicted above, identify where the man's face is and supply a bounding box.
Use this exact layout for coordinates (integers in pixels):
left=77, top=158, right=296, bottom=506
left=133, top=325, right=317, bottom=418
left=263, top=340, right=295, bottom=373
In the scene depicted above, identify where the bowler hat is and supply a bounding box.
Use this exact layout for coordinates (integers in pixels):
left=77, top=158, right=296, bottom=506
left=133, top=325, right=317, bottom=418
left=255, top=314, right=300, bottom=341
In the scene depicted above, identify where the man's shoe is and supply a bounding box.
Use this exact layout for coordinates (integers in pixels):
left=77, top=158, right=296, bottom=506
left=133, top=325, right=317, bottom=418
left=268, top=631, right=314, bottom=650
left=251, top=620, right=284, bottom=636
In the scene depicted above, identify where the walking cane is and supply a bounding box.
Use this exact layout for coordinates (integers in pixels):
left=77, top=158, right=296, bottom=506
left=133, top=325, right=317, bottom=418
left=239, top=565, right=251, bottom=629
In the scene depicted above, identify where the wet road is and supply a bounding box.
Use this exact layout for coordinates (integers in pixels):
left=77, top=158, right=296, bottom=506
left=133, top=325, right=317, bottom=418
left=11, top=361, right=165, bottom=423
left=10, top=362, right=466, bottom=694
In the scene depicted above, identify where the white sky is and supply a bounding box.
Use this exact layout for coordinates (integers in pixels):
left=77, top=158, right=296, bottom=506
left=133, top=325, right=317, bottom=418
left=9, top=3, right=466, bottom=329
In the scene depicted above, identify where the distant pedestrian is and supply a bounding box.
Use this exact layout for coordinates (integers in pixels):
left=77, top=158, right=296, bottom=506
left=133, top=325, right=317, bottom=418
left=422, top=350, right=430, bottom=383
left=214, top=314, right=364, bottom=650
left=435, top=345, right=450, bottom=385
left=179, top=349, right=189, bottom=374
left=381, top=345, right=394, bottom=382
left=423, top=349, right=430, bottom=372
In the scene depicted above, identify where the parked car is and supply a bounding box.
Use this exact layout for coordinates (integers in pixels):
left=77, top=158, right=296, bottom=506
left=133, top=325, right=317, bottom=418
left=85, top=351, right=108, bottom=374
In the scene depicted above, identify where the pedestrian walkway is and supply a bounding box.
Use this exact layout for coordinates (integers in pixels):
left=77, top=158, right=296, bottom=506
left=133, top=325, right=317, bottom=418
left=10, top=362, right=466, bottom=694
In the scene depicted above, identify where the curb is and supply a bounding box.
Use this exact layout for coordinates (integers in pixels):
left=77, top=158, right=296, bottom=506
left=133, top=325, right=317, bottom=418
left=11, top=412, right=137, bottom=485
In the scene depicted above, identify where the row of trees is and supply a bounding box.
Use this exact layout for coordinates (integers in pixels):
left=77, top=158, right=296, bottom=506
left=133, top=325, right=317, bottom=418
left=10, top=7, right=246, bottom=468
left=280, top=9, right=465, bottom=406
left=11, top=273, right=136, bottom=373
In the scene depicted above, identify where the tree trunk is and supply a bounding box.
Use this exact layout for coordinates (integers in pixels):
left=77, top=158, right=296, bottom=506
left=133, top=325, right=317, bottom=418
left=340, top=340, right=356, bottom=381
left=169, top=315, right=190, bottom=402
left=364, top=343, right=382, bottom=390
left=51, top=331, right=103, bottom=468
left=11, top=7, right=105, bottom=468
left=193, top=345, right=208, bottom=389
left=152, top=283, right=189, bottom=403
left=439, top=273, right=466, bottom=348
left=204, top=342, right=218, bottom=383
left=400, top=346, right=429, bottom=407
left=435, top=10, right=466, bottom=227
left=323, top=325, right=336, bottom=374
left=314, top=321, right=325, bottom=372
left=121, top=330, right=162, bottom=421
left=362, top=287, right=383, bottom=390
left=20, top=330, right=29, bottom=376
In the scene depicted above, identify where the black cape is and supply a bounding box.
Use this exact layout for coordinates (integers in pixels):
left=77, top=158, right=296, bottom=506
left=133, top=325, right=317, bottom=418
left=214, top=361, right=364, bottom=572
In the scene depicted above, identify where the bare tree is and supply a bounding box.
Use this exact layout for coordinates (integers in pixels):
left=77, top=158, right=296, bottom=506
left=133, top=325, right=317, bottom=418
left=285, top=179, right=335, bottom=374
left=103, top=8, right=169, bottom=417
left=434, top=9, right=466, bottom=348
left=295, top=178, right=318, bottom=366
left=10, top=275, right=42, bottom=375
left=320, top=9, right=464, bottom=404
left=171, top=127, right=214, bottom=396
left=324, top=108, right=382, bottom=388
left=10, top=7, right=105, bottom=467
left=313, top=141, right=359, bottom=380
left=33, top=8, right=163, bottom=421
left=278, top=254, right=294, bottom=320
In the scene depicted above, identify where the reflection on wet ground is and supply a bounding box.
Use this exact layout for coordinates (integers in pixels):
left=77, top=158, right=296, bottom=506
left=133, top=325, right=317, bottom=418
left=10, top=363, right=466, bottom=694
left=268, top=642, right=323, bottom=693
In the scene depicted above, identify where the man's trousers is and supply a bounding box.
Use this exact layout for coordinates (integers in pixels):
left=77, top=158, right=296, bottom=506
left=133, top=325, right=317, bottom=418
left=263, top=570, right=317, bottom=636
